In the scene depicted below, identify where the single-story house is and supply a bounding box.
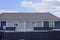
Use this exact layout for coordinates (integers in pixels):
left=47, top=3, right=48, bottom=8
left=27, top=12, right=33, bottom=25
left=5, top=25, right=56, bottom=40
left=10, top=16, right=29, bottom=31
left=0, top=12, right=60, bottom=40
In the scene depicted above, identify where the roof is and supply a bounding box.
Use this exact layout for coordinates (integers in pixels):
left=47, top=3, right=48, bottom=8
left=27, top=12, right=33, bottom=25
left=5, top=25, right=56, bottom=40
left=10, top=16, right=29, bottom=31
left=0, top=12, right=60, bottom=21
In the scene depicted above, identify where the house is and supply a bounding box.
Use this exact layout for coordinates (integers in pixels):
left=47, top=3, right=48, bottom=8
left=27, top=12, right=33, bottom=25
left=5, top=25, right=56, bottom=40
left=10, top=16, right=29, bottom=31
left=0, top=12, right=60, bottom=40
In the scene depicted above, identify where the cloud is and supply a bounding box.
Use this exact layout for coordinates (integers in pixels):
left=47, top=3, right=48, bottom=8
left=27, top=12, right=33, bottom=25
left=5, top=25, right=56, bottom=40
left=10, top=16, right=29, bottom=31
left=21, top=1, right=60, bottom=12
left=50, top=6, right=60, bottom=18
left=57, top=0, right=60, bottom=2
left=21, top=1, right=60, bottom=17
left=0, top=9, right=19, bottom=13
left=42, top=0, right=60, bottom=2
left=50, top=6, right=60, bottom=11
left=21, top=1, right=50, bottom=12
left=42, top=0, right=54, bottom=2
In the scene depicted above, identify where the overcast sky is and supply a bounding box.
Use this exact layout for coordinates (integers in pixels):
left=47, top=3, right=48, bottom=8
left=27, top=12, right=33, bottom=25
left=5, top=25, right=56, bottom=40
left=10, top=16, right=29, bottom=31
left=0, top=0, right=60, bottom=18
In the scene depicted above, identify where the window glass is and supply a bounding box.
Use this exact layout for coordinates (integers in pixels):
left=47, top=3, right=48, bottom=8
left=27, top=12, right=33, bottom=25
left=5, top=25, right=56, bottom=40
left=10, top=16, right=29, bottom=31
left=26, top=21, right=36, bottom=29
left=26, top=21, right=43, bottom=29
left=14, top=23, right=18, bottom=27
left=49, top=21, right=54, bottom=27
left=32, top=22, right=36, bottom=27
left=44, top=21, right=49, bottom=27
left=37, top=21, right=42, bottom=27
left=25, top=21, right=32, bottom=29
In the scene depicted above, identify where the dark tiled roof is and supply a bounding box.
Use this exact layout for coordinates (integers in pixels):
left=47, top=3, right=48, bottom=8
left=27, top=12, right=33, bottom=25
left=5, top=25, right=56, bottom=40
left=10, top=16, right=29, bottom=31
left=0, top=12, right=60, bottom=21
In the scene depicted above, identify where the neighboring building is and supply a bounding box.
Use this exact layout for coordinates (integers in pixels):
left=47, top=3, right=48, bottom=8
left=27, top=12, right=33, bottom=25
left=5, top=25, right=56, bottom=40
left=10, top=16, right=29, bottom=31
left=0, top=12, right=60, bottom=40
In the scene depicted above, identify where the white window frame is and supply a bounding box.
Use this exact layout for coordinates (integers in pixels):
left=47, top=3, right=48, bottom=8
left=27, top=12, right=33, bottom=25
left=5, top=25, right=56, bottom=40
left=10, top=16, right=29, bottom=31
left=24, top=21, right=26, bottom=32
left=42, top=21, right=44, bottom=27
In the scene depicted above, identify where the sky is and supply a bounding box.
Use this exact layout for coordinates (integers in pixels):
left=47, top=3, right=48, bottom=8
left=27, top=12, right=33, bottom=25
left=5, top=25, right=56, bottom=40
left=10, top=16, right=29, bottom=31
left=0, top=0, right=60, bottom=18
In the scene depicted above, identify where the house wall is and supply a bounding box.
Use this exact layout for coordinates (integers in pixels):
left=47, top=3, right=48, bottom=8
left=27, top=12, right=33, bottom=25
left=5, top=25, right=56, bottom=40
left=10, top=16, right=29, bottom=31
left=6, top=21, right=24, bottom=31
left=5, top=21, right=44, bottom=31
left=0, top=20, right=58, bottom=31
left=6, top=21, right=42, bottom=31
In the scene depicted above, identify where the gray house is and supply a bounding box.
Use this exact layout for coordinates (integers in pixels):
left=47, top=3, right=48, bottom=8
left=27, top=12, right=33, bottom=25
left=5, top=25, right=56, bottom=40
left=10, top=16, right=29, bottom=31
left=0, top=12, right=60, bottom=40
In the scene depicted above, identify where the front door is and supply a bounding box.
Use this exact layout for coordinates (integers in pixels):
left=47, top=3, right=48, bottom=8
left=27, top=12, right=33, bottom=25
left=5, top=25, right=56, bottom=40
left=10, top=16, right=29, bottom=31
left=1, top=21, right=6, bottom=29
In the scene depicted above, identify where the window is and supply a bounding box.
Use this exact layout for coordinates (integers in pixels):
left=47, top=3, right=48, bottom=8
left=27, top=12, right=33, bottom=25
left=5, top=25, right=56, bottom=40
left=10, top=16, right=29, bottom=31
left=25, top=21, right=32, bottom=29
left=37, top=21, right=42, bottom=27
left=26, top=21, right=43, bottom=29
left=49, top=21, right=55, bottom=27
left=25, top=21, right=36, bottom=29
left=44, top=21, right=49, bottom=27
left=14, top=23, right=18, bottom=27
left=32, top=22, right=36, bottom=27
